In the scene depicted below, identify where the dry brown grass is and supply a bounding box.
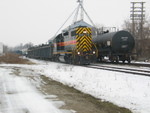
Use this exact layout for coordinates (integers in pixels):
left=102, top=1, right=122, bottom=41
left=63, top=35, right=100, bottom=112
left=0, top=53, right=34, bottom=64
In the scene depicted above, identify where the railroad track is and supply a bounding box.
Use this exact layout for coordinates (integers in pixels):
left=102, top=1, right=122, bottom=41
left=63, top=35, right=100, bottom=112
left=96, top=61, right=150, bottom=67
left=129, top=62, right=150, bottom=67
left=85, top=64, right=150, bottom=77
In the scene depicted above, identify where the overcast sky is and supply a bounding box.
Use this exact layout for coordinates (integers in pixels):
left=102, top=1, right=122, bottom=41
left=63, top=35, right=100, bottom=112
left=0, top=0, right=149, bottom=47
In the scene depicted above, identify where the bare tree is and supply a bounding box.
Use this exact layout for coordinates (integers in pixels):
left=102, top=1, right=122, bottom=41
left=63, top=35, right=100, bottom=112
left=122, top=18, right=150, bottom=60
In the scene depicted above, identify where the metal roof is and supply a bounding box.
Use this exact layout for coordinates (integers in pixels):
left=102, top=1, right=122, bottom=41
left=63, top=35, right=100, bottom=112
left=63, top=20, right=93, bottom=32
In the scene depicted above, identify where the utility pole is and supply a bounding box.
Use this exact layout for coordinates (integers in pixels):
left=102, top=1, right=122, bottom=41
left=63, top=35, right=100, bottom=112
left=130, top=2, right=145, bottom=56
left=130, top=2, right=145, bottom=39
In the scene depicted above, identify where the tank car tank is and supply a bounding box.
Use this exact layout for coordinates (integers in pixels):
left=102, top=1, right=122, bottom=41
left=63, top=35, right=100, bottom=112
left=92, top=30, right=135, bottom=63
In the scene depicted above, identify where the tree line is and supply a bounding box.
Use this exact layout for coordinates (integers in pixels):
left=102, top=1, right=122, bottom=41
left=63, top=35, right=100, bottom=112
left=3, top=42, right=33, bottom=54
left=122, top=17, right=150, bottom=60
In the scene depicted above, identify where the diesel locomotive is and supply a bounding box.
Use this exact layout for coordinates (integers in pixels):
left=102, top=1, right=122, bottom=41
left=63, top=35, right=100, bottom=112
left=92, top=30, right=135, bottom=63
left=27, top=21, right=98, bottom=65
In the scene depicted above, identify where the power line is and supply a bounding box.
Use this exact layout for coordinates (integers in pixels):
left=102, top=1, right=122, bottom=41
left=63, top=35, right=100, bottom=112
left=54, top=7, right=78, bottom=37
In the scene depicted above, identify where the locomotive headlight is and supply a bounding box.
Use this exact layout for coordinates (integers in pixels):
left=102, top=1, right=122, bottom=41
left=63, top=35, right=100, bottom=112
left=93, top=51, right=96, bottom=54
left=77, top=52, right=80, bottom=55
left=83, top=31, right=87, bottom=34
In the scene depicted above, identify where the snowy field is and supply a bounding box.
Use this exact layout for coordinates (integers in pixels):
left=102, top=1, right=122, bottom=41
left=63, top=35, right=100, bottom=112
left=1, top=59, right=150, bottom=113
left=0, top=66, right=76, bottom=113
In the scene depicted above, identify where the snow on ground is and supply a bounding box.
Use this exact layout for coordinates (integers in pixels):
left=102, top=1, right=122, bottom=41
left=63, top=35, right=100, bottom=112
left=0, top=67, right=75, bottom=113
left=1, top=59, right=150, bottom=113
left=134, top=61, right=150, bottom=65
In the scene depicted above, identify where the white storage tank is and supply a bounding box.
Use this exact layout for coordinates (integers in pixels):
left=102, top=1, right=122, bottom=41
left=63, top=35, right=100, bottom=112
left=0, top=42, right=3, bottom=54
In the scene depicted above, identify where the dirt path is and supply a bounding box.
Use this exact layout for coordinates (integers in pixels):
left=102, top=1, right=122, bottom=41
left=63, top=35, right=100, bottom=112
left=36, top=75, right=131, bottom=113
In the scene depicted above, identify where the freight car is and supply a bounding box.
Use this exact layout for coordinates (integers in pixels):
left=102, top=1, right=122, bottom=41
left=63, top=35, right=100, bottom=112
left=27, top=44, right=53, bottom=60
left=28, top=21, right=98, bottom=65
left=92, top=30, right=135, bottom=63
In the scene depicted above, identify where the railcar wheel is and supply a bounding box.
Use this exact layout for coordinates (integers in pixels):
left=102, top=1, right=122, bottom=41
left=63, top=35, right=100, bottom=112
left=98, top=57, right=102, bottom=62
left=116, top=56, right=119, bottom=63
left=122, top=60, right=125, bottom=63
left=128, top=60, right=131, bottom=64
left=66, top=55, right=73, bottom=64
left=128, top=56, right=132, bottom=64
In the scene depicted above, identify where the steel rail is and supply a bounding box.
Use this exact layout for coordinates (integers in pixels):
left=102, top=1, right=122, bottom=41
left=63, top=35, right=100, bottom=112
left=85, top=64, right=150, bottom=77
